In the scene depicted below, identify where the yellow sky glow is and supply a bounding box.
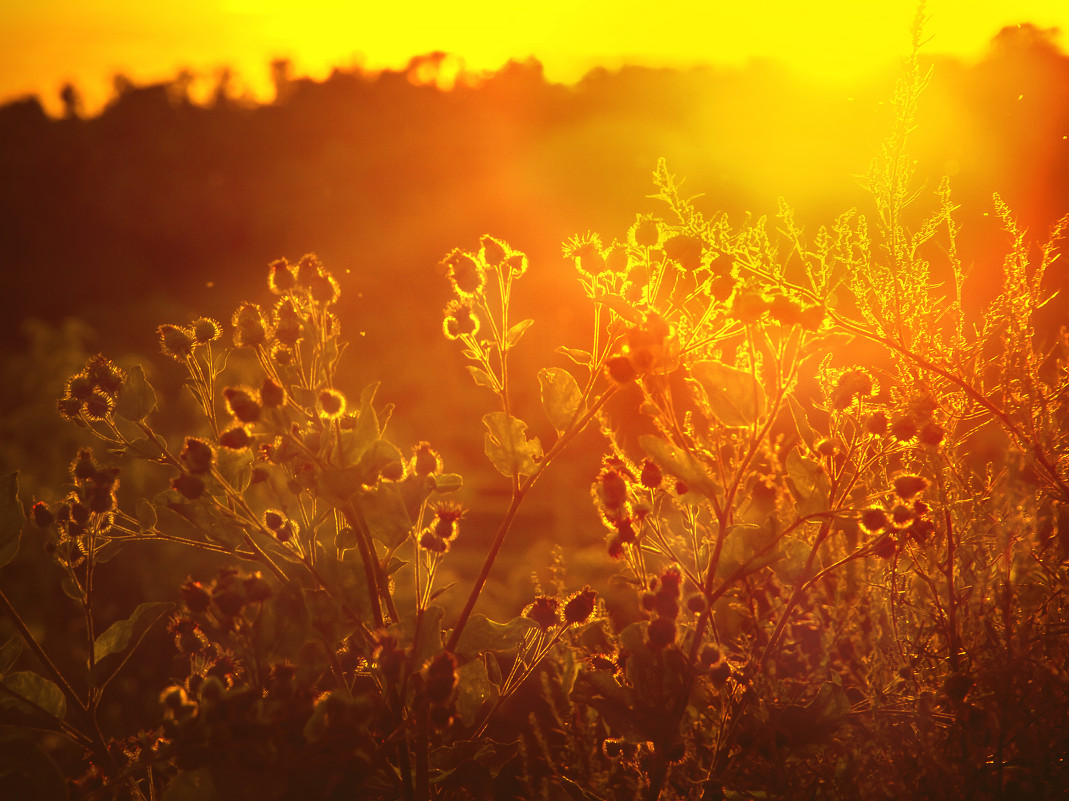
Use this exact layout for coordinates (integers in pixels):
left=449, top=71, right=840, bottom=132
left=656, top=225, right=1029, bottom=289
left=2, top=1, right=1067, bottom=114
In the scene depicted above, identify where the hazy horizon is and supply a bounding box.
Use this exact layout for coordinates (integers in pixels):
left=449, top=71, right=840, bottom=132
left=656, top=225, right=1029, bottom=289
left=3, top=1, right=1068, bottom=115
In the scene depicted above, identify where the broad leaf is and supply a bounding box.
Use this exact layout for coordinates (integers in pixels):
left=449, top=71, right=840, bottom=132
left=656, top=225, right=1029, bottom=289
left=456, top=658, right=498, bottom=727
left=0, top=472, right=24, bottom=568
left=93, top=602, right=174, bottom=681
left=538, top=367, right=583, bottom=435
left=639, top=436, right=719, bottom=498
left=786, top=448, right=831, bottom=516
left=716, top=523, right=780, bottom=579
left=215, top=447, right=253, bottom=492
left=432, top=473, right=463, bottom=493
left=466, top=366, right=498, bottom=391
left=771, top=536, right=811, bottom=586
left=555, top=346, right=592, bottom=367
left=787, top=394, right=820, bottom=451
left=115, top=364, right=156, bottom=421
left=356, top=482, right=412, bottom=548
left=691, top=360, right=766, bottom=427
left=0, top=671, right=66, bottom=720
left=340, top=382, right=382, bottom=465
left=395, top=605, right=445, bottom=673
left=593, top=293, right=643, bottom=323
left=358, top=439, right=404, bottom=478
left=483, top=413, right=542, bottom=479
left=504, top=318, right=534, bottom=349
left=453, top=614, right=537, bottom=659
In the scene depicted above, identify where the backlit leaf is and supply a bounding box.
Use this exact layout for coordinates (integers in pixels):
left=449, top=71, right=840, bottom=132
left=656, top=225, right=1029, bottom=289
left=466, top=365, right=498, bottom=391
left=555, top=346, right=592, bottom=367
left=505, top=318, right=534, bottom=349
left=357, top=482, right=412, bottom=548
left=340, top=382, right=381, bottom=465
left=456, top=658, right=498, bottom=727
left=453, top=614, right=537, bottom=659
left=432, top=473, right=463, bottom=493
left=691, top=360, right=766, bottom=427
left=786, top=447, right=831, bottom=516
left=538, top=367, right=583, bottom=435
left=93, top=602, right=174, bottom=680
left=0, top=672, right=66, bottom=720
left=115, top=364, right=156, bottom=421
left=639, top=436, right=719, bottom=498
left=483, top=413, right=542, bottom=479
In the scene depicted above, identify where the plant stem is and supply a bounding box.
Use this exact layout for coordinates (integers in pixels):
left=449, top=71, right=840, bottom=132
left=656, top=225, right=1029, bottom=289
left=0, top=586, right=88, bottom=715
left=342, top=501, right=386, bottom=628
left=445, top=385, right=618, bottom=652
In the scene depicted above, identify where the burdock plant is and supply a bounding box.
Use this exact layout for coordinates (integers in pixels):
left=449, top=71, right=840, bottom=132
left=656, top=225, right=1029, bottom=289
left=1, top=14, right=1068, bottom=801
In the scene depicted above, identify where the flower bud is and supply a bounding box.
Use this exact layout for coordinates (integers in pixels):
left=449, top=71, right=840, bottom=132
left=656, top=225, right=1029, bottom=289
left=180, top=579, right=212, bottom=613
left=731, top=291, right=767, bottom=324
left=412, top=442, right=441, bottom=477
left=219, top=426, right=251, bottom=450
left=893, top=474, right=928, bottom=499
left=32, top=502, right=55, bottom=528
left=310, top=273, right=340, bottom=305
left=865, top=411, right=889, bottom=435
left=860, top=508, right=888, bottom=532
left=638, top=459, right=662, bottom=490
left=480, top=235, right=506, bottom=267
left=296, top=253, right=322, bottom=287
left=919, top=422, right=945, bottom=447
left=224, top=387, right=261, bottom=423
left=526, top=596, right=560, bottom=630
left=647, top=617, right=677, bottom=649
left=632, top=216, right=660, bottom=248
left=268, top=258, right=296, bottom=293
left=172, top=474, right=206, bottom=500
left=563, top=588, right=597, bottom=625
left=663, top=234, right=702, bottom=271
left=192, top=317, right=222, bottom=344
left=84, top=355, right=126, bottom=397
left=606, top=355, right=638, bottom=384
left=83, top=391, right=115, bottom=421
left=768, top=294, right=802, bottom=327
left=419, top=530, right=449, bottom=553
left=232, top=303, right=267, bottom=348
left=180, top=437, right=215, bottom=475
left=66, top=373, right=94, bottom=401
left=443, top=250, right=485, bottom=296
left=890, top=417, right=918, bottom=442
left=260, top=378, right=285, bottom=408
left=158, top=325, right=195, bottom=360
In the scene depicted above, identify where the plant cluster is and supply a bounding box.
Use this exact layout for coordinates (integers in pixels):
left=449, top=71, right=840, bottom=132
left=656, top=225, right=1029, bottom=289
left=2, top=29, right=1069, bottom=801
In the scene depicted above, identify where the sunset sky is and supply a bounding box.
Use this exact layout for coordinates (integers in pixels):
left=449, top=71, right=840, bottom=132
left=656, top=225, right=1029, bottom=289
left=2, top=1, right=1067, bottom=115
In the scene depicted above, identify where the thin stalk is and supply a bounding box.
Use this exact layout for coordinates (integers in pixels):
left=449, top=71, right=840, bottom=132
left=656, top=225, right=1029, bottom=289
left=0, top=586, right=88, bottom=715
left=446, top=385, right=618, bottom=652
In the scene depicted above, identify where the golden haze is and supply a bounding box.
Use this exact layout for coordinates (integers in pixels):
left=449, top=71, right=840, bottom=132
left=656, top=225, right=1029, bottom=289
left=2, top=0, right=1068, bottom=114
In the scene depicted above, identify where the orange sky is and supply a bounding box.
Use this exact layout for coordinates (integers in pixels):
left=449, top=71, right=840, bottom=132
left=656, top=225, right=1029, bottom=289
left=2, top=1, right=1068, bottom=114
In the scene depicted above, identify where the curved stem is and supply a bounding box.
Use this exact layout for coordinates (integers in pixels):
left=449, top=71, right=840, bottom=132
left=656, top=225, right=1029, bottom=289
left=446, top=384, right=619, bottom=652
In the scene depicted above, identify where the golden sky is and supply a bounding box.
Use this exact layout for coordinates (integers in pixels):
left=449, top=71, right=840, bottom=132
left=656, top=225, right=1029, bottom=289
left=2, top=1, right=1067, bottom=114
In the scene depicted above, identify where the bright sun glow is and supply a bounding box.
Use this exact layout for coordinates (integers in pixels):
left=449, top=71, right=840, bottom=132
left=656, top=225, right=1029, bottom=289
left=2, top=1, right=1067, bottom=114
